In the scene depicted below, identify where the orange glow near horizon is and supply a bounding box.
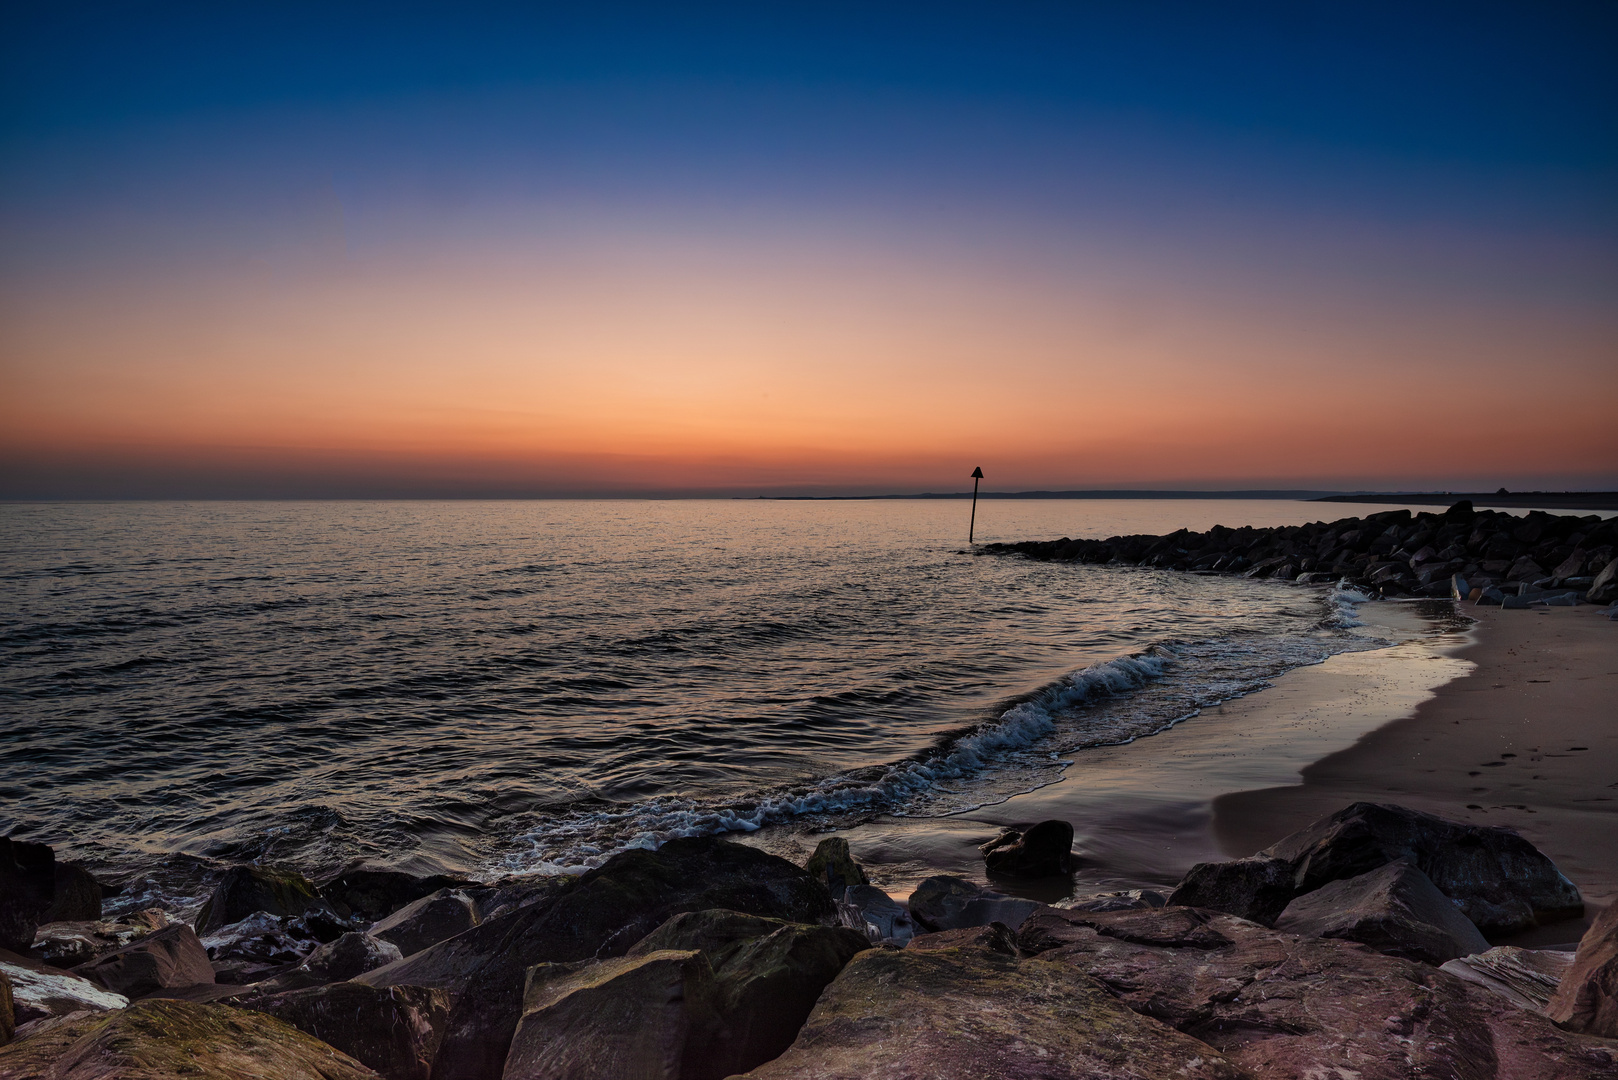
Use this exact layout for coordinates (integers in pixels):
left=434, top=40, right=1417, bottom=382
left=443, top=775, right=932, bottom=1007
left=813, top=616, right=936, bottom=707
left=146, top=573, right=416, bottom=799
left=3, top=221, right=1616, bottom=495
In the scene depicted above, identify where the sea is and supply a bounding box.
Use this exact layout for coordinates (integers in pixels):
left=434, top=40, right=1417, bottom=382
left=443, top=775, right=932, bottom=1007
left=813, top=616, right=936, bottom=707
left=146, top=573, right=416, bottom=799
left=1, top=498, right=1451, bottom=913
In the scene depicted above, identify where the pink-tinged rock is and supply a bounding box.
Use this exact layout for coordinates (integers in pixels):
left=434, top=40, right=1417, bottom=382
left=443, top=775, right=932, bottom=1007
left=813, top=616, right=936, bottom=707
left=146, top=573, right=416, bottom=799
left=72, top=924, right=214, bottom=999
left=1548, top=900, right=1618, bottom=1037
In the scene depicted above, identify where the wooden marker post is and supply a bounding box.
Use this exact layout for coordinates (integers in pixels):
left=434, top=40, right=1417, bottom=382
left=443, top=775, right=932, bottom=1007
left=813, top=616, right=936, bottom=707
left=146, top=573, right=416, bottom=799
left=969, top=466, right=984, bottom=543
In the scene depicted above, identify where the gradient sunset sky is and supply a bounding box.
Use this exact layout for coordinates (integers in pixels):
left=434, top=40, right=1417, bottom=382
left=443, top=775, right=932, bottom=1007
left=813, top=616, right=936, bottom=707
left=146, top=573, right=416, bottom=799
left=2, top=3, right=1615, bottom=497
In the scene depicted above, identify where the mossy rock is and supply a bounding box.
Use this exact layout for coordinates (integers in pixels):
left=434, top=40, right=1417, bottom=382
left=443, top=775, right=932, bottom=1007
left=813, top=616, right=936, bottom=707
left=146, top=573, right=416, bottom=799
left=803, top=837, right=867, bottom=894
left=0, top=997, right=380, bottom=1078
left=195, top=866, right=320, bottom=934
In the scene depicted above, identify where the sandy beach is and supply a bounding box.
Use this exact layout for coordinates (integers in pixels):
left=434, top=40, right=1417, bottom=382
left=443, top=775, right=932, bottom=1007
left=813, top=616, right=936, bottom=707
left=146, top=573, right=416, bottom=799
left=756, top=597, right=1617, bottom=946
left=1218, top=602, right=1618, bottom=935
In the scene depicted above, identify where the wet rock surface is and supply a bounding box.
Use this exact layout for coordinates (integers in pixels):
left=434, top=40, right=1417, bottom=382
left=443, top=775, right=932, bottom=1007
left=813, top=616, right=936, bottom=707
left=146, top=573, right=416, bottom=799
left=907, top=875, right=1041, bottom=932
left=296, top=932, right=404, bottom=984
left=979, top=819, right=1076, bottom=878
left=0, top=996, right=381, bottom=1079
left=42, top=865, right=102, bottom=925
left=370, top=888, right=480, bottom=958
left=1273, top=857, right=1490, bottom=964
left=201, top=911, right=324, bottom=984
left=735, top=940, right=1249, bottom=1079
left=1020, top=908, right=1618, bottom=1079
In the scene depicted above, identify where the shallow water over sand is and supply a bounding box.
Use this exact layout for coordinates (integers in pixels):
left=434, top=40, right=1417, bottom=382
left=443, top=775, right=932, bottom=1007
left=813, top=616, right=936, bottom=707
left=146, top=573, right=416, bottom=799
left=2, top=498, right=1442, bottom=905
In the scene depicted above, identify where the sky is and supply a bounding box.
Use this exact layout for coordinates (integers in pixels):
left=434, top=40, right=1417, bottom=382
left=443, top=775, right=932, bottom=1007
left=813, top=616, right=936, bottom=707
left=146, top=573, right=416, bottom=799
left=2, top=2, right=1615, bottom=497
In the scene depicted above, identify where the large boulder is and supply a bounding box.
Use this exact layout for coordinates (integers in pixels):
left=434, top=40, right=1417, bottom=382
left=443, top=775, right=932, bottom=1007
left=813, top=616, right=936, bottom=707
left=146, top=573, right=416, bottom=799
left=979, top=819, right=1075, bottom=878
left=296, top=932, right=404, bottom=984
left=0, top=838, right=54, bottom=954
left=42, top=864, right=102, bottom=924
left=195, top=865, right=323, bottom=935
left=907, top=875, right=1040, bottom=933
left=0, top=948, right=128, bottom=1026
left=0, top=996, right=381, bottom=1079
left=1274, top=858, right=1489, bottom=965
left=72, top=924, right=214, bottom=999
left=31, top=909, right=174, bottom=968
left=625, top=909, right=869, bottom=1080
left=236, top=982, right=449, bottom=1080
left=802, top=837, right=867, bottom=895
left=319, top=869, right=474, bottom=924
left=504, top=951, right=710, bottom=1080
left=1548, top=899, right=1618, bottom=1036
left=1167, top=855, right=1298, bottom=925
left=370, top=888, right=479, bottom=957
left=1172, top=802, right=1583, bottom=933
left=359, top=837, right=834, bottom=1080
left=1019, top=906, right=1617, bottom=1079
left=733, top=939, right=1247, bottom=1079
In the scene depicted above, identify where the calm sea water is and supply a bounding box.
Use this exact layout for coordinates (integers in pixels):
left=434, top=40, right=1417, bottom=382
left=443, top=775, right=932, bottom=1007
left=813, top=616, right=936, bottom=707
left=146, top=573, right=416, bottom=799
left=2, top=499, right=1428, bottom=908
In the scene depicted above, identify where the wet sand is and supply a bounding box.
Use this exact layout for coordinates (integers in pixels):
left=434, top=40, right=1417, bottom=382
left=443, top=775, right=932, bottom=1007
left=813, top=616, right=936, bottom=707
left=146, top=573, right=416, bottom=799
left=749, top=598, right=1616, bottom=940
left=1216, top=602, right=1618, bottom=936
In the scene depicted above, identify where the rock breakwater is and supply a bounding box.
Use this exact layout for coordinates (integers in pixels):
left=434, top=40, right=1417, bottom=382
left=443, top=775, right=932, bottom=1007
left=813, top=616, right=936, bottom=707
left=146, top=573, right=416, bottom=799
left=983, top=500, right=1618, bottom=605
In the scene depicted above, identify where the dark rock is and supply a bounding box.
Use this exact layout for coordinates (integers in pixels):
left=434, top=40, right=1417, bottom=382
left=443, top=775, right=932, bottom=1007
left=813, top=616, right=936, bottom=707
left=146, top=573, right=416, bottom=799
left=1022, top=908, right=1616, bottom=1080
left=1, top=969, right=12, bottom=1045
left=504, top=950, right=712, bottom=1080
left=1442, top=946, right=1574, bottom=1012
left=802, top=836, right=867, bottom=896
left=1274, top=858, right=1488, bottom=965
left=1265, top=801, right=1583, bottom=934
left=1174, top=802, right=1582, bottom=933
left=1553, top=548, right=1589, bottom=580
left=1548, top=898, right=1618, bottom=1036
left=72, top=923, right=214, bottom=998
left=31, top=909, right=174, bottom=968
left=466, top=875, right=575, bottom=923
left=0, top=996, right=381, bottom=1079
left=1589, top=557, right=1618, bottom=605
left=906, top=921, right=1020, bottom=956
left=907, top=875, right=1041, bottom=932
left=236, top=981, right=449, bottom=1080
left=195, top=865, right=322, bottom=935
left=0, top=947, right=129, bottom=1025
left=734, top=939, right=1247, bottom=1079
left=42, top=865, right=101, bottom=924
left=1509, top=556, right=1548, bottom=582
left=979, top=819, right=1075, bottom=878
left=319, top=869, right=475, bottom=924
left=200, top=911, right=323, bottom=983
left=1018, top=905, right=1233, bottom=953
left=369, top=888, right=479, bottom=957
left=680, top=915, right=869, bottom=1080
left=0, top=838, right=54, bottom=954
left=1167, top=855, right=1297, bottom=925
left=295, top=932, right=403, bottom=984
left=359, top=836, right=834, bottom=1080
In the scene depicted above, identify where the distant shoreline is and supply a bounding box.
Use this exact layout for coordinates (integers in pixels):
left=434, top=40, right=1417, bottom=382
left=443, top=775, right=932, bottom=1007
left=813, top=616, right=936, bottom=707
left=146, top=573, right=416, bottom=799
left=752, top=490, right=1618, bottom=511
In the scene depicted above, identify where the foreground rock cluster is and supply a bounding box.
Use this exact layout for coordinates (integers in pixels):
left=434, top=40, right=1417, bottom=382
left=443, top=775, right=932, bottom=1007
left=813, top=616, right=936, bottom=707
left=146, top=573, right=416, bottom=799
left=4, top=802, right=1618, bottom=1078
left=984, top=500, right=1618, bottom=604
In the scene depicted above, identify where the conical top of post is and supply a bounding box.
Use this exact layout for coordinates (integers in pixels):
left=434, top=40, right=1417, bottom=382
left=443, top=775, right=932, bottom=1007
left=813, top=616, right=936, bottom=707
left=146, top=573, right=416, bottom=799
left=971, top=467, right=983, bottom=479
